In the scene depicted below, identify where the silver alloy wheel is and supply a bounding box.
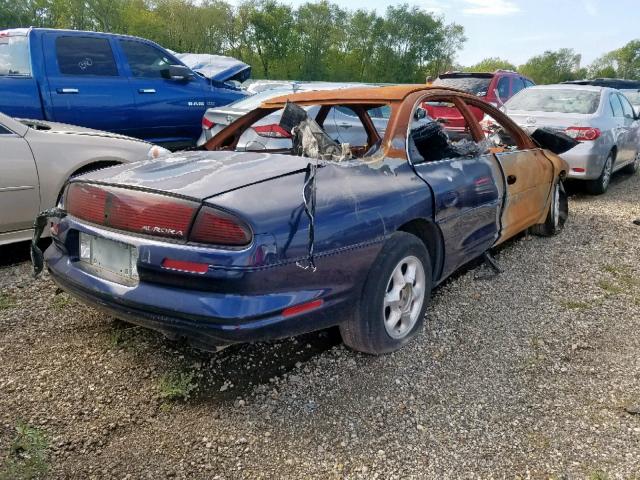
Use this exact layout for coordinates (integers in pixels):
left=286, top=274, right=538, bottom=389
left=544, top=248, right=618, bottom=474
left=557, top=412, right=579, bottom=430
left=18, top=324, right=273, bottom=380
left=601, top=154, right=613, bottom=189
left=552, top=182, right=560, bottom=229
left=383, top=255, right=426, bottom=339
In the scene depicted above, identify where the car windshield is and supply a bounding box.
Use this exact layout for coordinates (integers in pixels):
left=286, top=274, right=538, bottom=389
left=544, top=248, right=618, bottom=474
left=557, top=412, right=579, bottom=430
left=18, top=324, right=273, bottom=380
left=506, top=88, right=601, bottom=114
left=0, top=35, right=31, bottom=76
left=433, top=77, right=492, bottom=96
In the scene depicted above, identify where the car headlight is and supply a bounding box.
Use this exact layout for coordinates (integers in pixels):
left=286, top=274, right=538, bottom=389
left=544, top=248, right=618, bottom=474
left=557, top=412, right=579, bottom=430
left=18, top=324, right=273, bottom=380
left=147, top=145, right=171, bottom=159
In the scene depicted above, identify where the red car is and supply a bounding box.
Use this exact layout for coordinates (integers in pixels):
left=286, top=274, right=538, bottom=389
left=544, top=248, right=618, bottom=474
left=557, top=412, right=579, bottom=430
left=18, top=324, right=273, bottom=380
left=423, top=71, right=535, bottom=129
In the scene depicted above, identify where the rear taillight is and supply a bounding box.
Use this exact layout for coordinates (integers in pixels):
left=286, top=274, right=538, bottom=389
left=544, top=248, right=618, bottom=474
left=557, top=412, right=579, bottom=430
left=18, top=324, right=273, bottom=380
left=66, top=183, right=252, bottom=247
left=202, top=116, right=215, bottom=130
left=253, top=124, right=291, bottom=138
left=66, top=183, right=197, bottom=240
left=189, top=206, right=252, bottom=246
left=565, top=127, right=600, bottom=141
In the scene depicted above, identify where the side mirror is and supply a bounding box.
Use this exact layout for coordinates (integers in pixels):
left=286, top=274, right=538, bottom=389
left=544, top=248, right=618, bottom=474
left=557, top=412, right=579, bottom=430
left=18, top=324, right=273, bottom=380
left=414, top=107, right=427, bottom=120
left=224, top=80, right=242, bottom=90
left=161, top=65, right=193, bottom=81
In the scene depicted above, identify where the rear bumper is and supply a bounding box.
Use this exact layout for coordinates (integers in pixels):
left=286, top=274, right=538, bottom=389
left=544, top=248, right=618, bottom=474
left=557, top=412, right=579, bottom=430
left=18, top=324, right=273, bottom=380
left=561, top=141, right=611, bottom=180
left=45, top=244, right=355, bottom=347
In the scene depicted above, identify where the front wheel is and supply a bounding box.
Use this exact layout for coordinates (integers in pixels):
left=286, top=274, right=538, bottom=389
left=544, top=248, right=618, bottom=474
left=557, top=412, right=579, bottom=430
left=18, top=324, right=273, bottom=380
left=531, top=179, right=568, bottom=237
left=340, top=232, right=432, bottom=355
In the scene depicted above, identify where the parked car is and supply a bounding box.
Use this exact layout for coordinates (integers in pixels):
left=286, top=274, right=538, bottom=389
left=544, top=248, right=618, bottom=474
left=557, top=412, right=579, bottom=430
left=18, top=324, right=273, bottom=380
left=0, top=28, right=247, bottom=149
left=563, top=78, right=640, bottom=116
left=198, top=82, right=385, bottom=147
left=0, top=111, right=169, bottom=245
left=504, top=84, right=640, bottom=194
left=423, top=70, right=535, bottom=129
left=42, top=85, right=568, bottom=355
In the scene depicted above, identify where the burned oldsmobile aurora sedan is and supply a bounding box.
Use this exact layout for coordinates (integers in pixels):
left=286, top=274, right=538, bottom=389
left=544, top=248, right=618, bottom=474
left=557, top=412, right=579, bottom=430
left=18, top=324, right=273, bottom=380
left=41, top=86, right=570, bottom=354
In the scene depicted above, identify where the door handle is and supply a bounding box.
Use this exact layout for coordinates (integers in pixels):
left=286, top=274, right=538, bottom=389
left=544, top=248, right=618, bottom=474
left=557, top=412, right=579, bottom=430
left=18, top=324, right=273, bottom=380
left=507, top=174, right=517, bottom=185
left=57, top=88, right=79, bottom=94
left=338, top=123, right=352, bottom=129
left=138, top=88, right=156, bottom=94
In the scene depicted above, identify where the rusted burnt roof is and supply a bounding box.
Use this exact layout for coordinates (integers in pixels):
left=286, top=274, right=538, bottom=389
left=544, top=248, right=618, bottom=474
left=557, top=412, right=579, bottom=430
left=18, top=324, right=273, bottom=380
left=262, top=84, right=435, bottom=107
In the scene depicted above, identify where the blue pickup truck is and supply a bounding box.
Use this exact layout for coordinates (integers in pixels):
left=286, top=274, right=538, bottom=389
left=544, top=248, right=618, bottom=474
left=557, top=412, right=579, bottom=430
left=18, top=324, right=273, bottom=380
left=0, top=28, right=249, bottom=148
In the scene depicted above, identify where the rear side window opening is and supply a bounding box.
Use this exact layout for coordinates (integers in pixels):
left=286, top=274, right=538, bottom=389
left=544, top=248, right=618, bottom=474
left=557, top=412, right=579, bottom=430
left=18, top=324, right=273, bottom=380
left=56, top=36, right=118, bottom=76
left=408, top=96, right=522, bottom=164
left=0, top=35, right=31, bottom=76
left=507, top=88, right=601, bottom=115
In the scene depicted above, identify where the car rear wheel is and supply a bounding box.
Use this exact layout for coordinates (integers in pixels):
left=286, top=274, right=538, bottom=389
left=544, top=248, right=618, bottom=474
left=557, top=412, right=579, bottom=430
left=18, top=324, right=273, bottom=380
left=531, top=179, right=568, bottom=237
left=621, top=151, right=640, bottom=175
left=585, top=152, right=613, bottom=195
left=340, top=232, right=432, bottom=354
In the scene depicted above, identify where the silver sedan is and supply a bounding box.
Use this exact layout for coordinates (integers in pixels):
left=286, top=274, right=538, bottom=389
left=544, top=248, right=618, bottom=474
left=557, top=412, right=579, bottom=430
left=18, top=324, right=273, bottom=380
left=0, top=112, right=169, bottom=245
left=504, top=84, right=640, bottom=194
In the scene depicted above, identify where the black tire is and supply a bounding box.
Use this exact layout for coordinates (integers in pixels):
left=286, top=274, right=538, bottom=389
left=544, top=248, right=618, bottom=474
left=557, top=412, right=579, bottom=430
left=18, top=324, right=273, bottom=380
left=340, top=232, right=432, bottom=355
left=585, top=151, right=614, bottom=195
left=531, top=179, right=568, bottom=237
left=621, top=152, right=639, bottom=175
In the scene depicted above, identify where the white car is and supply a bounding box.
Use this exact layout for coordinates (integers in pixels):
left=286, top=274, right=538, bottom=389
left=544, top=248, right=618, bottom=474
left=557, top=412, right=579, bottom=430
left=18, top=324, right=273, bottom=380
left=0, top=112, right=169, bottom=245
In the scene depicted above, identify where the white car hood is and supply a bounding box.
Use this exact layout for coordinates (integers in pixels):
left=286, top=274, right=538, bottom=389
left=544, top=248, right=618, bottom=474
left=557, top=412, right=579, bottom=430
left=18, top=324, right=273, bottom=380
left=18, top=118, right=148, bottom=143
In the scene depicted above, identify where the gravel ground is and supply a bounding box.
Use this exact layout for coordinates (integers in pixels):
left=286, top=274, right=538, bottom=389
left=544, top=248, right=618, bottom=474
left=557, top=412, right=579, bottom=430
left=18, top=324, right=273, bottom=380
left=1, top=171, right=639, bottom=479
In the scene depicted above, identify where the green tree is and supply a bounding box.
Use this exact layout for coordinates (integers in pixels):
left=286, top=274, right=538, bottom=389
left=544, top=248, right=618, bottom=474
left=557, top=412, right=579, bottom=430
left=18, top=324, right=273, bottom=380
left=519, top=48, right=583, bottom=84
left=588, top=39, right=640, bottom=79
left=464, top=57, right=516, bottom=73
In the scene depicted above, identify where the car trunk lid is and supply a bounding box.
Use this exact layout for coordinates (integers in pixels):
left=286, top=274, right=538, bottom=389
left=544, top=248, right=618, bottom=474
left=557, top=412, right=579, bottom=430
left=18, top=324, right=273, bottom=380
left=507, top=110, right=596, bottom=133
left=75, top=150, right=308, bottom=201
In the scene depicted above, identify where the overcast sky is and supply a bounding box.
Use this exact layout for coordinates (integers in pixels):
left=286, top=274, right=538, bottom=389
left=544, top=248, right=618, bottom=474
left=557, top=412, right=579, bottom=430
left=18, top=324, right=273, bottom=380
left=268, top=0, right=639, bottom=67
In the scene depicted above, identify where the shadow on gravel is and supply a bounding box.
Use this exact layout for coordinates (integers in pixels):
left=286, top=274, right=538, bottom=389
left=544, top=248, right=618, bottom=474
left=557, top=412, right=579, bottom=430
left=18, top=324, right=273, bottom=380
left=0, top=239, right=50, bottom=268
left=565, top=170, right=635, bottom=198
left=108, top=319, right=342, bottom=404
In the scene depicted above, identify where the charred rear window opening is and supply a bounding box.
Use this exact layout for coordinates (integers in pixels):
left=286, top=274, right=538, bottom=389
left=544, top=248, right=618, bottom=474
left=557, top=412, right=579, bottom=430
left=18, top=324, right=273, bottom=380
left=205, top=100, right=390, bottom=162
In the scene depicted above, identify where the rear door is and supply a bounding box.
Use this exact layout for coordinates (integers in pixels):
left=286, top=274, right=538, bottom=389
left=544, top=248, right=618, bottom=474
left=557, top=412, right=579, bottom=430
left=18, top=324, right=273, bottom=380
left=0, top=119, right=40, bottom=233
left=409, top=98, right=505, bottom=278
left=609, top=92, right=631, bottom=164
left=42, top=32, right=135, bottom=134
left=617, top=92, right=637, bottom=164
left=116, top=38, right=207, bottom=146
left=0, top=31, right=43, bottom=119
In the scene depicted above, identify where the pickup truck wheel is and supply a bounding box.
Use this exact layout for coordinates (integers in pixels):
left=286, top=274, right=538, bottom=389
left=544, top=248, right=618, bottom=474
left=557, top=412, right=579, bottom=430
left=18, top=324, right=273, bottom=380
left=531, top=179, right=567, bottom=237
left=585, top=152, right=613, bottom=195
left=622, top=152, right=640, bottom=175
left=340, top=232, right=432, bottom=355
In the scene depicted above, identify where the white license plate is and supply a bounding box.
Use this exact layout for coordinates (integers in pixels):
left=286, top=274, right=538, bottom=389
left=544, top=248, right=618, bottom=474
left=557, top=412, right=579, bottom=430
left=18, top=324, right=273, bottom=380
left=79, top=232, right=138, bottom=280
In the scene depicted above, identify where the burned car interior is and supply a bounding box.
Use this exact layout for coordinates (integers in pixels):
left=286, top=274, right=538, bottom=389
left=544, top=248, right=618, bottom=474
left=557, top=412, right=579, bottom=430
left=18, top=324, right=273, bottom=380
left=202, top=87, right=576, bottom=164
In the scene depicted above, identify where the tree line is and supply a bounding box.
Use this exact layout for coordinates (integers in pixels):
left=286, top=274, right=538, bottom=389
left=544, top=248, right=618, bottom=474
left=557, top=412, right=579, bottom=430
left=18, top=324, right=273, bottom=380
left=0, top=0, right=465, bottom=83
left=464, top=42, right=640, bottom=84
left=1, top=0, right=638, bottom=84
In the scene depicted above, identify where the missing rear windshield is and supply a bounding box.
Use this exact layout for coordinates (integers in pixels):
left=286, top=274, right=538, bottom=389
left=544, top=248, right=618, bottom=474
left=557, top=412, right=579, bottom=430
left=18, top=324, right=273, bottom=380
left=433, top=77, right=491, bottom=96
left=0, top=35, right=31, bottom=76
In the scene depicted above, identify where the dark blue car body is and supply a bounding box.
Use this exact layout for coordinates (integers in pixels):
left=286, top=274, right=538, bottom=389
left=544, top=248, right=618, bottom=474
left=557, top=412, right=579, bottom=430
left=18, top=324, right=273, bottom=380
left=43, top=86, right=567, bottom=351
left=0, top=28, right=247, bottom=148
